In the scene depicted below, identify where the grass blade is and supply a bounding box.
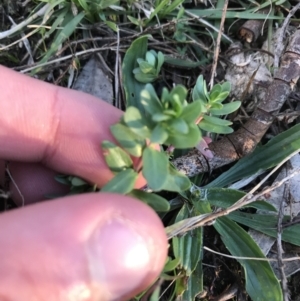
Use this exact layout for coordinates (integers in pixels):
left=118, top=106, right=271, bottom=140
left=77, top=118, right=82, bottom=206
left=214, top=217, right=282, bottom=301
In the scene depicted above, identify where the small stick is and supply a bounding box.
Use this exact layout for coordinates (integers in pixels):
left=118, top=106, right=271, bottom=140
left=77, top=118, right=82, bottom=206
left=209, top=0, right=229, bottom=88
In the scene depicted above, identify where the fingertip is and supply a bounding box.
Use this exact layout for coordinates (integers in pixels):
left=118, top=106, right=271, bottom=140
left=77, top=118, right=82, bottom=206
left=0, top=193, right=168, bottom=301
left=8, top=162, right=70, bottom=206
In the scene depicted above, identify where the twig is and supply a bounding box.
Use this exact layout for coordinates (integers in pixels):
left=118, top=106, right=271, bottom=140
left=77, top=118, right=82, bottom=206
left=204, top=246, right=300, bottom=262
left=114, top=27, right=120, bottom=108
left=277, top=179, right=289, bottom=301
left=0, top=4, right=49, bottom=40
left=211, top=282, right=239, bottom=301
left=7, top=16, right=34, bottom=65
left=209, top=0, right=229, bottom=88
left=6, top=166, right=24, bottom=207
left=166, top=166, right=300, bottom=238
left=184, top=9, right=233, bottom=43
left=274, top=2, right=300, bottom=68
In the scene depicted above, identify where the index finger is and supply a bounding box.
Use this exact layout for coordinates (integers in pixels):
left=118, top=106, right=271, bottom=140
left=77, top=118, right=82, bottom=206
left=0, top=66, right=123, bottom=187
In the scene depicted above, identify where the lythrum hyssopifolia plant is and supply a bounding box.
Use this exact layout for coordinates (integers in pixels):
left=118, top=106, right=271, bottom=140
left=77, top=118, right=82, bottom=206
left=100, top=75, right=241, bottom=202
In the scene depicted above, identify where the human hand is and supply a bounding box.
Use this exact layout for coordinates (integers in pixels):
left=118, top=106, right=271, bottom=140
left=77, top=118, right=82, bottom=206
left=0, top=66, right=168, bottom=301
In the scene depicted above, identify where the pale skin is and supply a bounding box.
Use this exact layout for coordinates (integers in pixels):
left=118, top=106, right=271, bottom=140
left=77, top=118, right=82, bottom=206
left=0, top=66, right=168, bottom=301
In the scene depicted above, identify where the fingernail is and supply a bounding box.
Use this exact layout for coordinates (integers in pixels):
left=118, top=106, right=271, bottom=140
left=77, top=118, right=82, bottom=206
left=86, top=217, right=152, bottom=300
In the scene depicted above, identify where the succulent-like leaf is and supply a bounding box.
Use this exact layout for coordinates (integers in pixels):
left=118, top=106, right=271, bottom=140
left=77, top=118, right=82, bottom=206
left=161, top=165, right=191, bottom=192
left=180, top=101, right=202, bottom=123
left=140, top=84, right=163, bottom=115
left=210, top=101, right=241, bottom=115
left=167, top=124, right=201, bottom=148
left=110, top=123, right=145, bottom=157
left=101, top=140, right=133, bottom=172
left=101, top=169, right=138, bottom=194
left=203, top=115, right=232, bottom=126
left=150, top=124, right=169, bottom=144
left=129, top=189, right=170, bottom=212
left=124, top=106, right=151, bottom=137
left=142, top=148, right=169, bottom=191
left=192, top=75, right=208, bottom=102
left=198, top=120, right=233, bottom=134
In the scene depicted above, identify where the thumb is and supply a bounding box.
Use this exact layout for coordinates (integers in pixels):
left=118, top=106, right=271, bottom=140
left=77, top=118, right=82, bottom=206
left=0, top=193, right=168, bottom=301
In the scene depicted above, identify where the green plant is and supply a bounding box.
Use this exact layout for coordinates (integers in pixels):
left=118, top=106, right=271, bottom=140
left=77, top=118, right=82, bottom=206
left=133, top=50, right=164, bottom=83
left=192, top=75, right=241, bottom=134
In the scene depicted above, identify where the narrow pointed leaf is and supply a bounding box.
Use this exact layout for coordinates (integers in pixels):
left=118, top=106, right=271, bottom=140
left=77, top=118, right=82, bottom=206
left=196, top=188, right=276, bottom=211
left=173, top=204, right=203, bottom=275
left=182, top=262, right=203, bottom=301
left=229, top=212, right=300, bottom=246
left=206, top=124, right=300, bottom=188
left=122, top=36, right=148, bottom=110
left=210, top=101, right=241, bottom=115
left=203, top=115, right=232, bottom=126
left=198, top=120, right=233, bottom=134
left=214, top=217, right=282, bottom=301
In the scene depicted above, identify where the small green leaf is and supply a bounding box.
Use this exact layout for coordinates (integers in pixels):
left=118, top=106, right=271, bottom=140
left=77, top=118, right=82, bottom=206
left=161, top=165, right=191, bottom=192
left=138, top=61, right=155, bottom=74
left=146, top=51, right=156, bottom=65
left=198, top=120, right=233, bottom=134
left=133, top=72, right=158, bottom=83
left=168, top=118, right=189, bottom=134
left=129, top=189, right=170, bottom=212
left=105, top=21, right=118, bottom=32
left=101, top=140, right=133, bottom=173
left=163, top=257, right=181, bottom=272
left=71, top=176, right=88, bottom=186
left=123, top=106, right=151, bottom=137
left=127, top=15, right=142, bottom=26
left=203, top=115, right=232, bottom=126
left=156, top=51, right=165, bottom=73
left=54, top=175, right=71, bottom=185
left=167, top=124, right=201, bottom=148
left=150, top=124, right=169, bottom=144
left=221, top=81, right=231, bottom=93
left=211, top=91, right=230, bottom=103
left=180, top=101, right=202, bottom=123
left=110, top=123, right=145, bottom=157
left=209, top=84, right=222, bottom=101
left=169, top=85, right=187, bottom=106
left=193, top=75, right=208, bottom=102
left=210, top=101, right=241, bottom=115
left=101, top=169, right=138, bottom=194
left=152, top=112, right=172, bottom=122
left=140, top=84, right=163, bottom=115
left=142, top=148, right=169, bottom=191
